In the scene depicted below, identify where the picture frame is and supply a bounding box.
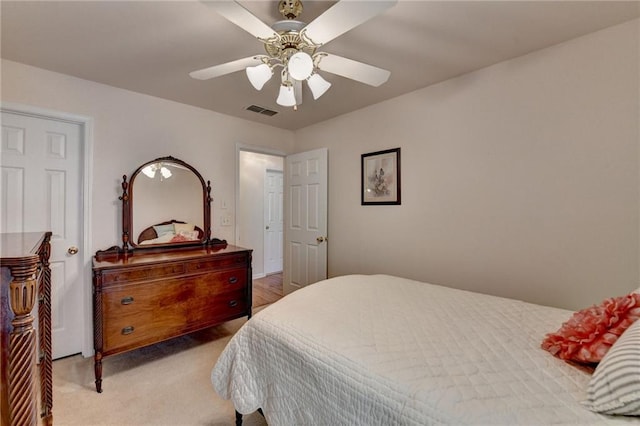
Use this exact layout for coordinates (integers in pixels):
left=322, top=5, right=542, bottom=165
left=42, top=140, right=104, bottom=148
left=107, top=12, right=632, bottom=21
left=361, top=148, right=401, bottom=205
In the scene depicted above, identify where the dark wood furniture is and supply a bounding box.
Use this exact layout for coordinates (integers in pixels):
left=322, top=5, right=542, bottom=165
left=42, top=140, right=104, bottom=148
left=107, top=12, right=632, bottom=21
left=92, top=244, right=252, bottom=393
left=1, top=232, right=53, bottom=426
left=92, top=156, right=252, bottom=393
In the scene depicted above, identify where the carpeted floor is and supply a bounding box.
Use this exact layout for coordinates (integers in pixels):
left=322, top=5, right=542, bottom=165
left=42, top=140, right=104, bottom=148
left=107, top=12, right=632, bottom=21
left=52, top=315, right=267, bottom=426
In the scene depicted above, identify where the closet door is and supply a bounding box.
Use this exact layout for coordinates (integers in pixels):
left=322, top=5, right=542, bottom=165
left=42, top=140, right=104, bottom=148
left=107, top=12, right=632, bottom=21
left=1, top=111, right=84, bottom=359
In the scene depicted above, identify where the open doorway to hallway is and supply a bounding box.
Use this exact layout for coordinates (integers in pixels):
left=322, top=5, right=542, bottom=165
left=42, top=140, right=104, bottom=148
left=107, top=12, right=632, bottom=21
left=238, top=149, right=285, bottom=301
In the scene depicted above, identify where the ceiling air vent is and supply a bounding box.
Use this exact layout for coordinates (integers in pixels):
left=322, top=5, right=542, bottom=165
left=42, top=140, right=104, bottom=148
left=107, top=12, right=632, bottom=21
left=246, top=105, right=278, bottom=116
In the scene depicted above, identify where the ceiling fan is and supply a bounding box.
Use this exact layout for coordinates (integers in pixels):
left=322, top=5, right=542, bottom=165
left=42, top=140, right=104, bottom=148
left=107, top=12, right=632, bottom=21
left=190, top=0, right=397, bottom=109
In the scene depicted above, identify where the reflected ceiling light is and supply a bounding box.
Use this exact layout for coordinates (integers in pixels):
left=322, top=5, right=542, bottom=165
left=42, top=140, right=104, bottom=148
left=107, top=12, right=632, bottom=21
left=141, top=163, right=172, bottom=179
left=307, top=73, right=331, bottom=100
left=160, top=167, right=172, bottom=179
left=142, top=165, right=155, bottom=179
left=246, top=63, right=273, bottom=90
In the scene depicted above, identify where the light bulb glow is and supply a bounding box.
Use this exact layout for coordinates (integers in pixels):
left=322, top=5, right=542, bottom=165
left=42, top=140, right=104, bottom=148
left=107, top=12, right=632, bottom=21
left=287, top=52, right=314, bottom=81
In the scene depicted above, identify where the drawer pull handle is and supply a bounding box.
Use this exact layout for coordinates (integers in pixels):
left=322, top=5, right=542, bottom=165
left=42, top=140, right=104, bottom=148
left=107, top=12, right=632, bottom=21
left=121, top=326, right=135, bottom=335
left=121, top=296, right=134, bottom=305
left=228, top=276, right=238, bottom=284
left=228, top=300, right=238, bottom=307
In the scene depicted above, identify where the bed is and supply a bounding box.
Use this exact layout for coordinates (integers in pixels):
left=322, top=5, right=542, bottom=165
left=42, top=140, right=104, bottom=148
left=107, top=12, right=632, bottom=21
left=212, top=274, right=640, bottom=425
left=136, top=219, right=203, bottom=245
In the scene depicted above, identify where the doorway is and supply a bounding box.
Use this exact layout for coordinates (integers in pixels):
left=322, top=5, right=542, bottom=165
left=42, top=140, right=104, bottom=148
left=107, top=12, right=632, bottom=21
left=237, top=149, right=284, bottom=282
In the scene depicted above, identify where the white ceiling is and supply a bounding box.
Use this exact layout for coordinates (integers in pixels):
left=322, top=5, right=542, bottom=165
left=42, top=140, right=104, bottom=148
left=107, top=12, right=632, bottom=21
left=2, top=1, right=639, bottom=130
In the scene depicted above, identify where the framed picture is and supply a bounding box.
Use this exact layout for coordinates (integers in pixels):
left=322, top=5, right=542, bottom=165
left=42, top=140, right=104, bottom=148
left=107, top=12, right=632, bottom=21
left=361, top=148, right=401, bottom=205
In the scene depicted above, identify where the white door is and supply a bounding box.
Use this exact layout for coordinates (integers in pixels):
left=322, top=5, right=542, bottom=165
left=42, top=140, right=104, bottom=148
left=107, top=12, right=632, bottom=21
left=284, top=148, right=328, bottom=294
left=1, top=111, right=84, bottom=359
left=264, top=170, right=283, bottom=275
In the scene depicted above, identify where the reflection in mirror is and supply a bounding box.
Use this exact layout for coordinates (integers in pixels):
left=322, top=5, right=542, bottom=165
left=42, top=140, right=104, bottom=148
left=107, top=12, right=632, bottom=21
left=131, top=159, right=205, bottom=247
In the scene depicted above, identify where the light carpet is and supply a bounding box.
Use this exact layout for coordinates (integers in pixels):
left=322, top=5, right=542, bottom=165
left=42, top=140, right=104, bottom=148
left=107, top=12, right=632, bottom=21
left=52, top=315, right=267, bottom=426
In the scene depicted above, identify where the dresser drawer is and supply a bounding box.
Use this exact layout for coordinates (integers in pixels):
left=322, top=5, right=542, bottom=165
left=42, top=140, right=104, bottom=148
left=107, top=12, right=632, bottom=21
left=101, top=269, right=249, bottom=352
left=102, top=267, right=248, bottom=317
left=103, top=289, right=248, bottom=353
left=185, top=253, right=248, bottom=273
left=102, top=281, right=183, bottom=351
left=101, top=262, right=186, bottom=285
left=203, top=267, right=248, bottom=293
left=186, top=288, right=248, bottom=326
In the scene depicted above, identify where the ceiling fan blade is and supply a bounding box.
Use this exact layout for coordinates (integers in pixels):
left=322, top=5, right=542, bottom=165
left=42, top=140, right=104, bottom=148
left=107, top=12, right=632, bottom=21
left=303, top=0, right=397, bottom=46
left=203, top=0, right=278, bottom=40
left=317, top=53, right=390, bottom=87
left=189, top=56, right=262, bottom=80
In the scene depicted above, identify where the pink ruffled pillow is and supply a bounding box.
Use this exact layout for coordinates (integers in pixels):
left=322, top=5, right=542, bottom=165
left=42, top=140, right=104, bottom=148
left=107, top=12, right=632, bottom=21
left=169, top=233, right=190, bottom=243
left=541, top=292, right=640, bottom=363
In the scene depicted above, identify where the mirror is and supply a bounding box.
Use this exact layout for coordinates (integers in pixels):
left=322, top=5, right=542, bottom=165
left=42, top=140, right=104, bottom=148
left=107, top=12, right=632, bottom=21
left=122, top=156, right=213, bottom=250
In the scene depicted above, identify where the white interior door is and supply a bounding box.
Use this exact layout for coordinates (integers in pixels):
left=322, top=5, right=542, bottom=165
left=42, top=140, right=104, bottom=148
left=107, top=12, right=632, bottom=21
left=264, top=169, right=283, bottom=275
left=1, top=111, right=84, bottom=359
left=284, top=148, right=328, bottom=294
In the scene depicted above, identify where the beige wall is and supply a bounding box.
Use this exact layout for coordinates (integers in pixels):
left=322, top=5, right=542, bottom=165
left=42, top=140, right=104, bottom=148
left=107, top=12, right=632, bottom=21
left=294, top=19, right=640, bottom=310
left=1, top=59, right=295, bottom=253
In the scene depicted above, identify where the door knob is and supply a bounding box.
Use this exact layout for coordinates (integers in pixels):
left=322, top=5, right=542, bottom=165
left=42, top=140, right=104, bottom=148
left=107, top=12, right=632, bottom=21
left=67, top=246, right=79, bottom=255
left=266, top=226, right=270, bottom=230
left=316, top=236, right=326, bottom=243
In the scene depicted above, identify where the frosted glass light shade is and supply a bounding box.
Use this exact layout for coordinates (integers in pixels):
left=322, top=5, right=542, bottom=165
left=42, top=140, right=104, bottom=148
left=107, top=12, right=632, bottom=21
left=288, top=52, right=314, bottom=81
left=142, top=165, right=155, bottom=178
left=246, top=63, right=273, bottom=90
left=276, top=85, right=296, bottom=107
left=307, top=73, right=331, bottom=99
left=160, top=167, right=172, bottom=179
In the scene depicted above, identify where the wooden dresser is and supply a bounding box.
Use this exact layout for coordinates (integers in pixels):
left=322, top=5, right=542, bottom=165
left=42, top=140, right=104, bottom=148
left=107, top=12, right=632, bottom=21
left=92, top=244, right=252, bottom=393
left=0, top=232, right=53, bottom=426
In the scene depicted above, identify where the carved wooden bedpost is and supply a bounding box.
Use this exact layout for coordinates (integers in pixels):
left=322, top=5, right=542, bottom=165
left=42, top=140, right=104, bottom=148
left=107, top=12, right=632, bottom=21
left=37, top=233, right=53, bottom=425
left=1, top=232, right=52, bottom=426
left=7, top=259, right=39, bottom=426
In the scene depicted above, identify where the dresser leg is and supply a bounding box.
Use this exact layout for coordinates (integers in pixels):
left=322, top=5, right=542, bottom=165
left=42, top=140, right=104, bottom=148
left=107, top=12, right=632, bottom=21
left=94, top=354, right=103, bottom=393
left=42, top=412, right=53, bottom=426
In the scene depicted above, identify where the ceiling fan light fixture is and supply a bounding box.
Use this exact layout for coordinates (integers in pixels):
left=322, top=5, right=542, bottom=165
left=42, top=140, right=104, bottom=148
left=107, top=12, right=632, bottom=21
left=142, top=165, right=156, bottom=178
left=276, top=84, right=297, bottom=107
left=193, top=0, right=396, bottom=110
left=160, top=167, right=172, bottom=179
left=307, top=73, right=331, bottom=99
left=287, top=52, right=314, bottom=81
left=246, top=63, right=273, bottom=90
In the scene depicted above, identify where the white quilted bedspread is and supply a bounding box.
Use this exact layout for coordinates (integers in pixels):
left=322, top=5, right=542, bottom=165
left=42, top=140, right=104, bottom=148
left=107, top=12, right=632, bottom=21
left=212, top=275, right=636, bottom=425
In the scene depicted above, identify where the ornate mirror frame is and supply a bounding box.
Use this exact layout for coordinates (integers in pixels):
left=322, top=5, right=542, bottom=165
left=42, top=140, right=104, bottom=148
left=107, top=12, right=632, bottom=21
left=96, top=156, right=228, bottom=259
left=122, top=156, right=213, bottom=252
